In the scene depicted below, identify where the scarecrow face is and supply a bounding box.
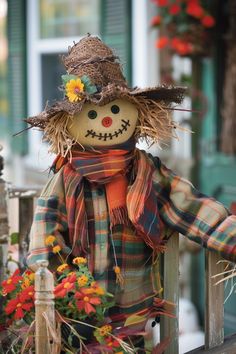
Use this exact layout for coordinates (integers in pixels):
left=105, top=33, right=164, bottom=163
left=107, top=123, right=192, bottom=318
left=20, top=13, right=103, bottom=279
left=67, top=99, right=138, bottom=146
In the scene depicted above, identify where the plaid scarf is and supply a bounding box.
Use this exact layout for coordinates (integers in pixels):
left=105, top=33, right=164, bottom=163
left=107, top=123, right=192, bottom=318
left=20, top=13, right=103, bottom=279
left=52, top=145, right=164, bottom=255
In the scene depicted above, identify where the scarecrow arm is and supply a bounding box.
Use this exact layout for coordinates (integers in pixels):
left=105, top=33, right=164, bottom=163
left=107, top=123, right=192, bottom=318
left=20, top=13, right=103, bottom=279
left=27, top=169, right=69, bottom=271
left=152, top=156, right=236, bottom=263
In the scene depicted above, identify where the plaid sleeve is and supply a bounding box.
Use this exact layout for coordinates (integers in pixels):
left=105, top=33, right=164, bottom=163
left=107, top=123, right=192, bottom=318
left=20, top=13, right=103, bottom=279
left=27, top=168, right=69, bottom=270
left=151, top=156, right=236, bottom=263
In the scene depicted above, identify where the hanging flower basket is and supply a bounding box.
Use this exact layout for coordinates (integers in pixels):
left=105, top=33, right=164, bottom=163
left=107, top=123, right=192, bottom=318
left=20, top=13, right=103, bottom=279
left=151, top=0, right=216, bottom=57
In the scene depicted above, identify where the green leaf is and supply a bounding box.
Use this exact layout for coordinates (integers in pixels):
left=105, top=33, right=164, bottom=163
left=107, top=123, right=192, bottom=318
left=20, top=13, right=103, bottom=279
left=80, top=75, right=91, bottom=86
left=61, top=74, right=77, bottom=86
left=10, top=232, right=19, bottom=245
left=124, top=314, right=147, bottom=327
left=81, top=75, right=97, bottom=94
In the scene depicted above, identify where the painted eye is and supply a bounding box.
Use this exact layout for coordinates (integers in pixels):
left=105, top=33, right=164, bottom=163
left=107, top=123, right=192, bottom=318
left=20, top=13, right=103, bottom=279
left=111, top=105, right=120, bottom=114
left=87, top=110, right=97, bottom=119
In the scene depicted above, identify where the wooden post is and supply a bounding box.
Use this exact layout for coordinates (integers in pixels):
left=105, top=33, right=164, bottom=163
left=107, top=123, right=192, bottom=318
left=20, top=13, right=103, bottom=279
left=160, top=233, right=179, bottom=354
left=205, top=251, right=224, bottom=349
left=35, top=260, right=55, bottom=354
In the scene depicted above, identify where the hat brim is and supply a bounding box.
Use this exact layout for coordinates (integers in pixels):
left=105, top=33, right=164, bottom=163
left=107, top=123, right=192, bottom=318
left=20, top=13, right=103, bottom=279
left=25, top=85, right=186, bottom=129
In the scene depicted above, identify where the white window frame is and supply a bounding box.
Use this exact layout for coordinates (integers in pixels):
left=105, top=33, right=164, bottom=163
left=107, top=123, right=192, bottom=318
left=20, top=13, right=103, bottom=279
left=25, top=0, right=88, bottom=169
left=132, top=0, right=159, bottom=88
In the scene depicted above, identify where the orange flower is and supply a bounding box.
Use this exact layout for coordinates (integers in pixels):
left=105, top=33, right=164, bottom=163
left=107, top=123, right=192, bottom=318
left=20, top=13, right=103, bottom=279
left=155, top=36, right=169, bottom=49
left=201, top=15, right=215, bottom=28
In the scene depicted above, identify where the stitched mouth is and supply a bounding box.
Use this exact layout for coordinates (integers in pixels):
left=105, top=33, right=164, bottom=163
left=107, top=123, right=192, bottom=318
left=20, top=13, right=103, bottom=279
left=85, top=119, right=131, bottom=141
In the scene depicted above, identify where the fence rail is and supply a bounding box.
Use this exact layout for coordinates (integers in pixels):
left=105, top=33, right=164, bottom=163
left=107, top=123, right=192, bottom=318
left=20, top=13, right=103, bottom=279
left=1, top=181, right=236, bottom=353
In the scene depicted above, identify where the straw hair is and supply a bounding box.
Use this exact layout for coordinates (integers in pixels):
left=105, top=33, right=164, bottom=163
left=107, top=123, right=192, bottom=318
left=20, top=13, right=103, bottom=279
left=43, top=113, right=77, bottom=158
left=42, top=97, right=177, bottom=157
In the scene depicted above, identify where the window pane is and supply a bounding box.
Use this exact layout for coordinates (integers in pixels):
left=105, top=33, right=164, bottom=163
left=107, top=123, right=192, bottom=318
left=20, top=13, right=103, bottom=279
left=40, top=0, right=100, bottom=39
left=41, top=54, right=65, bottom=107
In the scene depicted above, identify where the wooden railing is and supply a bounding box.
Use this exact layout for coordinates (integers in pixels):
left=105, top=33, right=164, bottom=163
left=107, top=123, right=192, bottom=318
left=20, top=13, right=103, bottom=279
left=0, top=178, right=236, bottom=353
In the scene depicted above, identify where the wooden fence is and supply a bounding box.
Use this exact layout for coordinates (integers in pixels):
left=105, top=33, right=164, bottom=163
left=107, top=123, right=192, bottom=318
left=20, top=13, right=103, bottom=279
left=0, top=175, right=236, bottom=353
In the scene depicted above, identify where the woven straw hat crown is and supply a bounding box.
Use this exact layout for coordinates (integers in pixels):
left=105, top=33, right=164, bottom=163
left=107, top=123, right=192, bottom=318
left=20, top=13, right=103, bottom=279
left=62, top=36, right=127, bottom=90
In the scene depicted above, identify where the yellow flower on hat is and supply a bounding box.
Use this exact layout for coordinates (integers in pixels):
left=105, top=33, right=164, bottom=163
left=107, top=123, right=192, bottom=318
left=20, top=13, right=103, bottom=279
left=66, top=78, right=84, bottom=102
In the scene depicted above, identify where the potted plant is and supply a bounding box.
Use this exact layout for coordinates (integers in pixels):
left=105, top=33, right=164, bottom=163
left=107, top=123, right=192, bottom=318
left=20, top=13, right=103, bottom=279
left=151, top=0, right=216, bottom=57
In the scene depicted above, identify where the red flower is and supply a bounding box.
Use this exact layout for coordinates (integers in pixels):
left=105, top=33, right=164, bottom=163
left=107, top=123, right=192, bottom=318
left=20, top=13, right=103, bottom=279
left=155, top=36, right=169, bottom=49
left=152, top=0, right=168, bottom=6
left=20, top=285, right=35, bottom=301
left=169, top=4, right=181, bottom=15
left=171, top=38, right=192, bottom=55
left=54, top=273, right=76, bottom=298
left=186, top=3, right=204, bottom=18
left=105, top=336, right=120, bottom=348
left=75, top=289, right=101, bottom=315
left=151, top=15, right=162, bottom=26
left=1, top=269, right=23, bottom=295
left=201, top=15, right=215, bottom=28
left=5, top=296, right=34, bottom=320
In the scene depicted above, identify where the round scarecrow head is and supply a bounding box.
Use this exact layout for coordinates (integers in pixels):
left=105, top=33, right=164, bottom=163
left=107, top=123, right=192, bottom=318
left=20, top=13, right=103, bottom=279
left=26, top=35, right=185, bottom=155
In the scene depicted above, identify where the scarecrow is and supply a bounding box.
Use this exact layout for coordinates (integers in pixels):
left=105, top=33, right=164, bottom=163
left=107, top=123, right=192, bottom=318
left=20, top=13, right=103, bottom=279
left=26, top=36, right=236, bottom=347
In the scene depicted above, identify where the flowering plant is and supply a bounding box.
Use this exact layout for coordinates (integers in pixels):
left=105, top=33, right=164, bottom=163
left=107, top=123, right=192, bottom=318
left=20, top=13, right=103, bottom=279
left=61, top=74, right=97, bottom=102
left=0, top=235, right=148, bottom=353
left=151, top=0, right=216, bottom=56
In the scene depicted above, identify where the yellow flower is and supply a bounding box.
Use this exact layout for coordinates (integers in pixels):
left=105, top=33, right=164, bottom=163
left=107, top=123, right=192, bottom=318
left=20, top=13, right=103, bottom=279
left=29, top=273, right=35, bottom=281
left=21, top=278, right=30, bottom=289
left=52, top=245, right=61, bottom=253
left=99, top=324, right=112, bottom=337
left=77, top=275, right=88, bottom=287
left=68, top=271, right=76, bottom=277
left=57, top=263, right=69, bottom=273
left=66, top=78, right=84, bottom=102
left=72, top=257, right=87, bottom=265
left=45, top=235, right=56, bottom=246
left=95, top=286, right=105, bottom=295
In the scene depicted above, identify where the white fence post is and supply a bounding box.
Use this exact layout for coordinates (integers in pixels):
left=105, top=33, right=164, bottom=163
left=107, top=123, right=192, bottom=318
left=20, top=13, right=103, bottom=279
left=35, top=260, right=55, bottom=354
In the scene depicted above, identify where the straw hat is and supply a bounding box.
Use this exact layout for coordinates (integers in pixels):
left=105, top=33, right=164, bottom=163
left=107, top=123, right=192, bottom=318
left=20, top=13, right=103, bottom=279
left=26, top=35, right=185, bottom=129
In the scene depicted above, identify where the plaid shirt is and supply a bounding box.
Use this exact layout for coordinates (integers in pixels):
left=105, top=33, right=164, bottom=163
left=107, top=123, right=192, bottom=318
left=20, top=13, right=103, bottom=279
left=27, top=152, right=236, bottom=324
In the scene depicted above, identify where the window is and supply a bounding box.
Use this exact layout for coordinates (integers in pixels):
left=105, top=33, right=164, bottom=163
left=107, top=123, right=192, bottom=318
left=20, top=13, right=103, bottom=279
left=26, top=0, right=101, bottom=168
left=40, top=0, right=100, bottom=39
